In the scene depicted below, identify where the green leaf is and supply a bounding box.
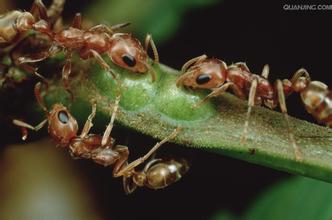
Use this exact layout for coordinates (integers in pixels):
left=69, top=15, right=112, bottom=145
left=242, top=177, right=332, bottom=220
left=39, top=60, right=332, bottom=184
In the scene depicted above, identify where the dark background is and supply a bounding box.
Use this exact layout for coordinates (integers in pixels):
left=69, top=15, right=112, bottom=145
left=5, top=0, right=332, bottom=219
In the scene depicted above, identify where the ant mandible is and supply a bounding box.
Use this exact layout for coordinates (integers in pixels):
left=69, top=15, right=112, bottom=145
left=176, top=55, right=303, bottom=160
left=13, top=82, right=182, bottom=193
left=0, top=0, right=65, bottom=82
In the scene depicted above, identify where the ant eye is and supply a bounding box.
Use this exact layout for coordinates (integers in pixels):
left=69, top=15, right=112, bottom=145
left=58, top=111, right=69, bottom=124
left=122, top=54, right=136, bottom=67
left=196, top=74, right=211, bottom=85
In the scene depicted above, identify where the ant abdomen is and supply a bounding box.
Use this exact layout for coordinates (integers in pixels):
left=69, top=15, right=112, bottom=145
left=133, top=158, right=190, bottom=190
left=300, top=81, right=332, bottom=126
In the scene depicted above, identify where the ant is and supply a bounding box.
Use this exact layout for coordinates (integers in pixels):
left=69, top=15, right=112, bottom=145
left=13, top=82, right=183, bottom=193
left=13, top=1, right=159, bottom=95
left=176, top=55, right=303, bottom=160
left=0, top=0, right=65, bottom=82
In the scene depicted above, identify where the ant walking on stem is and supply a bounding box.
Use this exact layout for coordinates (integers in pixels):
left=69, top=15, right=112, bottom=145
left=176, top=55, right=311, bottom=160
left=2, top=0, right=159, bottom=98
left=13, top=82, right=185, bottom=193
left=25, top=10, right=160, bottom=86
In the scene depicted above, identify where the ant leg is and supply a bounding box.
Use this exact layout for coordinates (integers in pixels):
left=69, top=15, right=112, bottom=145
left=261, top=64, right=270, bottom=79
left=13, top=119, right=47, bottom=140
left=89, top=24, right=113, bottom=35
left=290, top=68, right=311, bottom=83
left=113, top=127, right=181, bottom=178
left=123, top=175, right=137, bottom=194
left=241, top=78, right=258, bottom=144
left=62, top=50, right=74, bottom=100
left=276, top=79, right=302, bottom=160
left=14, top=63, right=48, bottom=84
left=34, top=82, right=49, bottom=113
left=193, top=82, right=244, bottom=108
left=30, top=0, right=48, bottom=21
left=13, top=119, right=47, bottom=131
left=53, top=16, right=63, bottom=32
left=111, top=145, right=129, bottom=175
left=15, top=45, right=60, bottom=85
left=101, top=95, right=121, bottom=146
left=85, top=49, right=117, bottom=78
left=181, top=54, right=207, bottom=73
left=176, top=70, right=196, bottom=87
left=71, top=13, right=82, bottom=29
left=47, top=0, right=65, bottom=25
left=88, top=23, right=130, bottom=35
left=79, top=101, right=97, bottom=138
left=17, top=43, right=61, bottom=64
left=110, top=22, right=131, bottom=31
left=143, top=62, right=157, bottom=82
left=233, top=62, right=250, bottom=72
left=144, top=34, right=159, bottom=63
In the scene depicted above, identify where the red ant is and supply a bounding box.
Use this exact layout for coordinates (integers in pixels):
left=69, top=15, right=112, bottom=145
left=0, top=0, right=65, bottom=80
left=13, top=82, right=183, bottom=193
left=176, top=55, right=305, bottom=160
left=2, top=0, right=159, bottom=97
left=14, top=2, right=159, bottom=92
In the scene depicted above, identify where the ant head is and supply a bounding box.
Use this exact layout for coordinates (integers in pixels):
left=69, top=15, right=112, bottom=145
left=48, top=104, right=78, bottom=146
left=108, top=33, right=150, bottom=74
left=34, top=82, right=78, bottom=146
left=176, top=59, right=227, bottom=89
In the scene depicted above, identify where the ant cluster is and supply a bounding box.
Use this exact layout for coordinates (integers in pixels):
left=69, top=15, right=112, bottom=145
left=1, top=0, right=331, bottom=192
left=2, top=0, right=187, bottom=194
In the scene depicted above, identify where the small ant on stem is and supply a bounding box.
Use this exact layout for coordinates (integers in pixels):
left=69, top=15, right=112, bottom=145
left=13, top=82, right=185, bottom=193
left=18, top=1, right=159, bottom=92
left=2, top=0, right=159, bottom=98
left=176, top=55, right=303, bottom=160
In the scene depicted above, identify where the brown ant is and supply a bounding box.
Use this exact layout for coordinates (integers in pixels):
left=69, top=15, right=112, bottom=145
left=2, top=0, right=159, bottom=99
left=13, top=2, right=159, bottom=94
left=0, top=0, right=65, bottom=82
left=176, top=55, right=303, bottom=160
left=13, top=82, right=183, bottom=193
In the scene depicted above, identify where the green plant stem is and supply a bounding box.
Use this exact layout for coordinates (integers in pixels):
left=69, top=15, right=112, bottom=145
left=32, top=59, right=332, bottom=183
